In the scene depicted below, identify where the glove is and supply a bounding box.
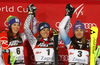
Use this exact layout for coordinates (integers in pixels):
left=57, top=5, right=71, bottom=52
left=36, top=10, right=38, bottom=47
left=65, top=3, right=75, bottom=18
left=28, top=4, right=37, bottom=16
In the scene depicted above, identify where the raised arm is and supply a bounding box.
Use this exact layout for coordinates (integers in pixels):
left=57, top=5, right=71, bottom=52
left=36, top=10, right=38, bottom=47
left=31, top=17, right=37, bottom=35
left=24, top=4, right=37, bottom=49
left=24, top=15, right=37, bottom=49
left=59, top=4, right=75, bottom=49
left=59, top=16, right=71, bottom=49
left=21, top=16, right=37, bottom=43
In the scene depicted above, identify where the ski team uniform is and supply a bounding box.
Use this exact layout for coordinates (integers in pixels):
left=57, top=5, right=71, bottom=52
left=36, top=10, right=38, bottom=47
left=8, top=35, right=25, bottom=65
left=59, top=16, right=90, bottom=65
left=24, top=15, right=61, bottom=65
left=0, top=33, right=26, bottom=65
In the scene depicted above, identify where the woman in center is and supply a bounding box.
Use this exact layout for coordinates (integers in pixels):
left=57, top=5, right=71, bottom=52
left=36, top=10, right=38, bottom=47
left=24, top=4, right=59, bottom=65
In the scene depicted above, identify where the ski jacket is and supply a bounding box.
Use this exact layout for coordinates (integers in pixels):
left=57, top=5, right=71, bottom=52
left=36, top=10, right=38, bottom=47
left=24, top=15, right=61, bottom=64
left=8, top=35, right=25, bottom=65
left=59, top=16, right=90, bottom=65
left=0, top=32, right=27, bottom=65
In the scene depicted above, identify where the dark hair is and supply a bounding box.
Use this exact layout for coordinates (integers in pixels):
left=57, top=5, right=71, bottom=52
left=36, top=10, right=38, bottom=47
left=7, top=27, right=22, bottom=43
left=71, top=34, right=88, bottom=49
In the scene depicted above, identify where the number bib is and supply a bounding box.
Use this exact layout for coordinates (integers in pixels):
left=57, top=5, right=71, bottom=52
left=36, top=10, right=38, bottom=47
left=33, top=48, right=54, bottom=62
left=9, top=46, right=25, bottom=64
left=68, top=49, right=89, bottom=64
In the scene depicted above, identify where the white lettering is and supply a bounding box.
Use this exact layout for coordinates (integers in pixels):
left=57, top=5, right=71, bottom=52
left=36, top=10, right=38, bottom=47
left=40, top=26, right=44, bottom=30
left=8, top=40, right=21, bottom=46
left=38, top=43, right=48, bottom=47
left=74, top=4, right=84, bottom=18
left=0, top=6, right=14, bottom=12
left=17, top=6, right=23, bottom=12
left=75, top=24, right=81, bottom=28
left=83, top=23, right=97, bottom=29
left=6, top=6, right=8, bottom=12
left=23, top=8, right=28, bottom=13
left=2, top=7, right=5, bottom=12
left=17, top=6, right=28, bottom=13
left=9, top=6, right=14, bottom=12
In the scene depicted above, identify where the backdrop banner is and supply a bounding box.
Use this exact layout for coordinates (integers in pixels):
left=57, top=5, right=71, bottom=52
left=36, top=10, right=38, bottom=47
left=0, top=1, right=100, bottom=65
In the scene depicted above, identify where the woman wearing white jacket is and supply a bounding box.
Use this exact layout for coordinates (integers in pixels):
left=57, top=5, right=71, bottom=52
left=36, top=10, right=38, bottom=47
left=59, top=4, right=90, bottom=65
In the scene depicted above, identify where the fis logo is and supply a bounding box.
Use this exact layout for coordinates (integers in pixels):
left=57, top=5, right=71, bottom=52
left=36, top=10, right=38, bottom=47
left=74, top=3, right=84, bottom=18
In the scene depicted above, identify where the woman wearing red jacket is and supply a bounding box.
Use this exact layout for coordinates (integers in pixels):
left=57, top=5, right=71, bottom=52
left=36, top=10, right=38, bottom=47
left=0, top=15, right=26, bottom=65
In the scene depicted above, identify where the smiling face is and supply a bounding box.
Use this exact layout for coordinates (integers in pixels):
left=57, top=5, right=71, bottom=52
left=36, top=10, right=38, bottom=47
left=11, top=23, right=20, bottom=36
left=74, top=29, right=84, bottom=39
left=40, top=28, right=50, bottom=38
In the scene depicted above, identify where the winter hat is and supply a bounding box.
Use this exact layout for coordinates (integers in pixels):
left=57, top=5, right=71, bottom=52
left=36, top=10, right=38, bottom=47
left=73, top=20, right=85, bottom=33
left=6, top=15, right=21, bottom=29
left=38, top=22, right=50, bottom=32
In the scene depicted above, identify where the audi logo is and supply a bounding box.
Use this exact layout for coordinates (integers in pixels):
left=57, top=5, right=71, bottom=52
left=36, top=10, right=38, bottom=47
left=58, top=55, right=68, bottom=61
left=55, top=22, right=97, bottom=31
left=83, top=23, right=97, bottom=29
